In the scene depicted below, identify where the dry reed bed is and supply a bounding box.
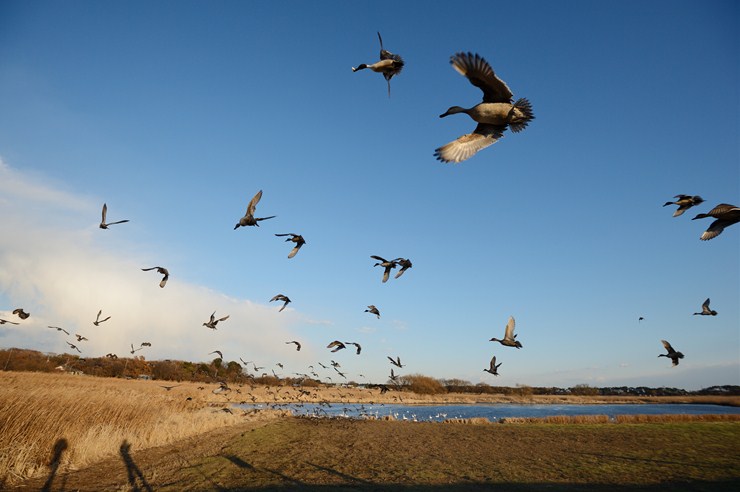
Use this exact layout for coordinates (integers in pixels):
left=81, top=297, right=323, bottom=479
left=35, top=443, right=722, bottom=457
left=0, top=372, right=257, bottom=484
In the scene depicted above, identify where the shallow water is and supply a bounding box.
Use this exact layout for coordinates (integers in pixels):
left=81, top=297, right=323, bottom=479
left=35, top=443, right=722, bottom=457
left=236, top=402, right=740, bottom=422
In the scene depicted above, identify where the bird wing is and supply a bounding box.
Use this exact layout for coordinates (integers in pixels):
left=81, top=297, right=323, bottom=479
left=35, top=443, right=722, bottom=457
left=101, top=203, right=107, bottom=223
left=270, top=294, right=283, bottom=302
left=702, top=298, right=711, bottom=311
left=705, top=203, right=739, bottom=217
left=246, top=190, right=263, bottom=216
left=96, top=309, right=102, bottom=321
left=504, top=316, right=516, bottom=340
left=274, top=233, right=296, bottom=238
left=217, top=315, right=230, bottom=322
left=434, top=124, right=504, bottom=164
left=450, top=52, right=514, bottom=103
left=661, top=339, right=675, bottom=354
left=371, top=255, right=388, bottom=262
left=141, top=267, right=156, bottom=271
left=489, top=356, right=497, bottom=371
left=287, top=244, right=303, bottom=259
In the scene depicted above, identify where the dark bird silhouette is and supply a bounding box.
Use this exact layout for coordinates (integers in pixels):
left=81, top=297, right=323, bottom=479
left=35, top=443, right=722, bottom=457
left=99, top=203, right=129, bottom=229
left=210, top=350, right=223, bottom=359
left=692, top=203, right=740, bottom=240
left=435, top=52, right=534, bottom=164
left=658, top=340, right=685, bottom=366
left=234, top=190, right=276, bottom=229
left=371, top=256, right=397, bottom=283
left=93, top=310, right=111, bottom=326
left=393, top=258, right=412, bottom=279
left=490, top=316, right=522, bottom=348
left=142, top=266, right=169, bottom=288
left=389, top=368, right=399, bottom=382
left=160, top=385, right=180, bottom=391
left=12, top=308, right=30, bottom=319
left=130, top=344, right=145, bottom=355
left=66, top=341, right=81, bottom=353
left=286, top=341, right=302, bottom=351
left=330, top=360, right=341, bottom=368
left=275, top=233, right=306, bottom=258
left=484, top=356, right=501, bottom=376
left=203, top=311, right=230, bottom=329
left=0, top=318, right=19, bottom=325
left=140, top=342, right=151, bottom=347
left=663, top=195, right=704, bottom=217
left=105, top=353, right=118, bottom=359
left=693, top=298, right=717, bottom=316
left=345, top=342, right=362, bottom=355
left=352, top=31, right=404, bottom=97
left=364, top=305, right=380, bottom=318
left=75, top=334, right=88, bottom=342
left=638, top=317, right=645, bottom=323
left=327, top=341, right=346, bottom=353
left=48, top=326, right=69, bottom=335
left=387, top=356, right=404, bottom=368
left=270, top=294, right=291, bottom=312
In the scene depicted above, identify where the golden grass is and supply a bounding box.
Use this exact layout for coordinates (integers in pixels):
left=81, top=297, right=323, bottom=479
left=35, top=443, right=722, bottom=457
left=0, top=371, right=260, bottom=484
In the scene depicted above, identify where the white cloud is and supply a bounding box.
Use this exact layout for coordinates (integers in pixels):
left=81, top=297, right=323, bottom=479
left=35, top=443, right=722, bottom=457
left=0, top=159, right=320, bottom=367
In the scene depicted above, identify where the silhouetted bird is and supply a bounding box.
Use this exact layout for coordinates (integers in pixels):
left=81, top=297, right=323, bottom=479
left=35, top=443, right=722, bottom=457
left=327, top=341, right=346, bottom=353
left=75, top=334, right=88, bottom=342
left=286, top=340, right=302, bottom=351
left=142, top=266, right=169, bottom=288
left=490, top=316, right=522, bottom=348
left=393, top=258, right=413, bottom=279
left=99, top=203, right=129, bottom=229
left=484, top=356, right=501, bottom=376
left=693, top=298, right=717, bottom=316
left=345, top=342, right=362, bottom=355
left=160, top=385, right=180, bottom=391
left=140, top=342, right=151, bottom=347
left=371, top=256, right=397, bottom=283
left=435, top=52, right=534, bottom=163
left=0, top=318, right=19, bottom=325
left=658, top=340, right=684, bottom=366
left=388, top=356, right=404, bottom=368
left=663, top=195, right=704, bottom=217
left=275, top=233, right=306, bottom=258
left=270, top=294, right=291, bottom=312
left=105, top=353, right=118, bottom=359
left=203, top=311, right=230, bottom=329
left=210, top=350, right=223, bottom=359
left=12, top=308, right=29, bottom=319
left=93, top=310, right=111, bottom=326
left=234, top=190, right=276, bottom=229
left=365, top=305, right=380, bottom=318
left=66, top=341, right=81, bottom=353
left=692, top=203, right=740, bottom=240
left=352, top=32, right=404, bottom=97
left=48, top=326, right=69, bottom=335
left=389, top=368, right=399, bottom=382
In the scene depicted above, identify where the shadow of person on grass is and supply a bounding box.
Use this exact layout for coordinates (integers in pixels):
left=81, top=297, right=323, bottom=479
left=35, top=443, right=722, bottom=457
left=120, top=440, right=153, bottom=492
left=41, top=437, right=68, bottom=492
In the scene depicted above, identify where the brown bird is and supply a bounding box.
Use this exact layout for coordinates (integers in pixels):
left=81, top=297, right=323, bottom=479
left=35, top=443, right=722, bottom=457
left=490, top=316, right=522, bottom=348
left=48, top=325, right=69, bottom=335
left=160, top=385, right=181, bottom=391
left=66, top=341, right=81, bottom=353
left=371, top=256, right=397, bottom=283
left=270, top=294, right=291, bottom=312
left=93, top=310, right=111, bottom=326
left=364, top=305, right=380, bottom=318
left=210, top=350, right=223, bottom=359
left=435, top=52, right=534, bottom=164
left=693, top=298, right=717, bottom=316
left=140, top=342, right=151, bottom=347
left=75, top=334, right=88, bottom=342
left=387, top=356, right=404, bottom=368
left=275, top=233, right=306, bottom=258
left=105, top=353, right=118, bottom=359
left=483, top=356, right=501, bottom=376
left=327, top=341, right=346, bottom=353
left=389, top=368, right=399, bottom=382
left=692, top=203, right=740, bottom=240
left=142, top=266, right=169, bottom=288
left=203, top=311, right=230, bottom=329
left=99, top=203, right=129, bottom=229
left=12, top=308, right=30, bottom=320
left=393, top=258, right=412, bottom=279
left=234, top=190, right=276, bottom=229
left=0, top=318, right=19, bottom=325
left=663, top=195, right=704, bottom=217
left=345, top=342, right=362, bottom=355
left=352, top=31, right=404, bottom=97
left=658, top=340, right=685, bottom=366
left=286, top=340, right=302, bottom=351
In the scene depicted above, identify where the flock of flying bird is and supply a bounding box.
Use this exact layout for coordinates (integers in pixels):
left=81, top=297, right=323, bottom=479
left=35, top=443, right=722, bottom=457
left=2, top=34, right=738, bottom=392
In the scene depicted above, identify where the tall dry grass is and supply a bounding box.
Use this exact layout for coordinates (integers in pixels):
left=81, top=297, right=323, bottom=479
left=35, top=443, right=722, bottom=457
left=0, top=371, right=249, bottom=484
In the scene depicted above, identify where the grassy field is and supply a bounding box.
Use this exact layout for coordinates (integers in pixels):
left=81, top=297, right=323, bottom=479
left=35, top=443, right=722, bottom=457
left=2, top=371, right=740, bottom=490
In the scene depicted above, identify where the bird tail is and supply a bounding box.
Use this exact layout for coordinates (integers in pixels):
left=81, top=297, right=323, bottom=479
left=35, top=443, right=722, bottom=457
left=508, top=98, right=535, bottom=133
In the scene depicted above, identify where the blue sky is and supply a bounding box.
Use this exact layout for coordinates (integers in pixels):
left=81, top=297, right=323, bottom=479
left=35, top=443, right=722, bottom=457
left=0, top=0, right=737, bottom=390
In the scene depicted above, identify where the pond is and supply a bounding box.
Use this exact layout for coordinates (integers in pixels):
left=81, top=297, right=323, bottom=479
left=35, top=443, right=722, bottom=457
left=236, top=402, right=740, bottom=422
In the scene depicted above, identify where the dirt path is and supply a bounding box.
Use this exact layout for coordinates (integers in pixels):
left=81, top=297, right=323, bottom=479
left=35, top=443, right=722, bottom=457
left=14, top=418, right=740, bottom=491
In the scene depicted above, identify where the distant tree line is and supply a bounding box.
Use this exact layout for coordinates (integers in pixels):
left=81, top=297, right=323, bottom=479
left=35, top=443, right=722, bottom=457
left=1, top=348, right=738, bottom=397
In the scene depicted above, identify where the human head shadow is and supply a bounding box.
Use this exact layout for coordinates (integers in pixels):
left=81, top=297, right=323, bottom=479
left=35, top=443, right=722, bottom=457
left=41, top=437, right=68, bottom=492
left=120, top=440, right=153, bottom=492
